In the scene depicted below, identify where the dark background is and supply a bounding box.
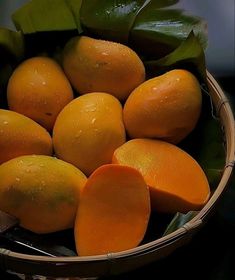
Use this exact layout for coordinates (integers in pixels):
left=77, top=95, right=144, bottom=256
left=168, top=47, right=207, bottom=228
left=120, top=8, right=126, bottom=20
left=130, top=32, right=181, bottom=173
left=0, top=1, right=234, bottom=279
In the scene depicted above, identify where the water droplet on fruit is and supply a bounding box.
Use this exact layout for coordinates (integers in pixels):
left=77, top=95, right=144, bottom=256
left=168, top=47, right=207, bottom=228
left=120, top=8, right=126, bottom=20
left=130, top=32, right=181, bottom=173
left=139, top=167, right=143, bottom=173
left=75, top=130, right=83, bottom=139
left=85, top=104, right=96, bottom=112
left=91, top=118, right=96, bottom=124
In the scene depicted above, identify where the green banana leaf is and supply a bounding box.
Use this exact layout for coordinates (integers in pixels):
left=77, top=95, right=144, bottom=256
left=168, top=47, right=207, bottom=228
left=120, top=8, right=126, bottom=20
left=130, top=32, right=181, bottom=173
left=66, top=0, right=83, bottom=33
left=163, top=211, right=198, bottom=236
left=0, top=63, right=13, bottom=108
left=80, top=0, right=146, bottom=43
left=0, top=28, right=24, bottom=107
left=80, top=1, right=207, bottom=54
left=0, top=28, right=24, bottom=60
left=12, top=0, right=82, bottom=34
left=80, top=0, right=179, bottom=43
left=192, top=97, right=226, bottom=189
left=11, top=0, right=207, bottom=56
left=144, top=31, right=206, bottom=82
left=10, top=0, right=208, bottom=80
left=130, top=6, right=207, bottom=59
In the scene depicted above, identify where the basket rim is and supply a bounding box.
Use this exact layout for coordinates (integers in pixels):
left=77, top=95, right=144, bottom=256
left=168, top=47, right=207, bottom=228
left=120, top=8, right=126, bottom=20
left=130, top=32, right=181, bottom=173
left=191, top=71, right=235, bottom=221
left=1, top=71, right=235, bottom=273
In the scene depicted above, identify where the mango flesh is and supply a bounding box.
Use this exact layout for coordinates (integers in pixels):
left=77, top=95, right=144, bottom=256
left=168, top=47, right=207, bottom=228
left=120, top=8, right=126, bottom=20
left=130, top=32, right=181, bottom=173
left=0, top=109, right=52, bottom=164
left=53, top=92, right=126, bottom=176
left=0, top=155, right=87, bottom=234
left=113, top=139, right=210, bottom=213
left=75, top=164, right=150, bottom=256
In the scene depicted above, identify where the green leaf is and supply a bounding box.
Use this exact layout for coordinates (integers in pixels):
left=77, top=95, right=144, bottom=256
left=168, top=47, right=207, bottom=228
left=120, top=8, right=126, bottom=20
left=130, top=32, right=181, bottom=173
left=80, top=0, right=179, bottom=43
left=12, top=0, right=81, bottom=34
left=130, top=5, right=207, bottom=59
left=0, top=28, right=24, bottom=108
left=144, top=31, right=206, bottom=82
left=0, top=64, right=13, bottom=108
left=145, top=0, right=180, bottom=8
left=163, top=211, right=198, bottom=236
left=80, top=0, right=148, bottom=43
left=65, top=0, right=83, bottom=33
left=178, top=85, right=226, bottom=190
left=193, top=110, right=226, bottom=189
left=0, top=28, right=24, bottom=60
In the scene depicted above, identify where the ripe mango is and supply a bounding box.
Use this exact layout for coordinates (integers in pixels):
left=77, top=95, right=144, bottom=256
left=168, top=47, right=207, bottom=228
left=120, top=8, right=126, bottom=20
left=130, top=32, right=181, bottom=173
left=123, top=69, right=202, bottom=143
left=0, top=155, right=87, bottom=234
left=7, top=56, right=74, bottom=131
left=53, top=92, right=126, bottom=176
left=0, top=109, right=52, bottom=164
left=63, top=36, right=145, bottom=101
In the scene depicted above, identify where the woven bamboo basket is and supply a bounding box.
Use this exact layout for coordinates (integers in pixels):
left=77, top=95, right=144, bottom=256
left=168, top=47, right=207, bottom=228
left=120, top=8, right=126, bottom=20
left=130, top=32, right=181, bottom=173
left=0, top=71, right=234, bottom=279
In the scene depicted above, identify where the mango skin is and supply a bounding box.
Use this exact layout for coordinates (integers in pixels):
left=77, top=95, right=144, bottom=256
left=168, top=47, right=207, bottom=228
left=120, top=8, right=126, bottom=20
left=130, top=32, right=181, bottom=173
left=0, top=155, right=87, bottom=234
left=53, top=92, right=126, bottom=176
left=123, top=69, right=202, bottom=144
left=63, top=36, right=145, bottom=101
left=7, top=56, right=74, bottom=131
left=0, top=109, right=53, bottom=164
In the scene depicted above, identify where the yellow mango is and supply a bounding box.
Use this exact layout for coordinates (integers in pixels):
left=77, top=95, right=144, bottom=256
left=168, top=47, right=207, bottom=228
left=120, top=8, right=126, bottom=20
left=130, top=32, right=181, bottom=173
left=123, top=69, right=202, bottom=143
left=63, top=36, right=145, bottom=101
left=0, top=109, right=52, bottom=164
left=0, top=155, right=87, bottom=234
left=53, top=92, right=126, bottom=176
left=7, top=56, right=74, bottom=131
